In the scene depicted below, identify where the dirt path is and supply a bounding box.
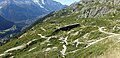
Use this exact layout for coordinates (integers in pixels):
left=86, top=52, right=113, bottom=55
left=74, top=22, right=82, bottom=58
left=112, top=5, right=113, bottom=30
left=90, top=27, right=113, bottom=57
left=66, top=27, right=120, bottom=54
left=0, top=39, right=38, bottom=57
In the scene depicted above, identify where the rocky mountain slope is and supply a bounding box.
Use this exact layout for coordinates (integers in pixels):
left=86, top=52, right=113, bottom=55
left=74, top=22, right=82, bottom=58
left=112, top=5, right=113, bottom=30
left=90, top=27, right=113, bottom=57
left=1, top=0, right=120, bottom=58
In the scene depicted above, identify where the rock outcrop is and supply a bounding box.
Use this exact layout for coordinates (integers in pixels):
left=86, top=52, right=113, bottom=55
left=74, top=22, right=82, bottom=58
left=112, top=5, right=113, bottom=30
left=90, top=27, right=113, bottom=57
left=71, top=0, right=119, bottom=18
left=54, top=23, right=80, bottom=32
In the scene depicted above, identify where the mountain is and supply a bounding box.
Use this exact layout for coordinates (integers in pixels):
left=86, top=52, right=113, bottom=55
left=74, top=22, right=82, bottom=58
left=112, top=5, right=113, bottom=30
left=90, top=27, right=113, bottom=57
left=0, top=15, right=14, bottom=30
left=0, top=0, right=66, bottom=23
left=1, top=0, right=120, bottom=58
left=0, top=15, right=18, bottom=44
left=0, top=0, right=66, bottom=31
left=0, top=0, right=66, bottom=43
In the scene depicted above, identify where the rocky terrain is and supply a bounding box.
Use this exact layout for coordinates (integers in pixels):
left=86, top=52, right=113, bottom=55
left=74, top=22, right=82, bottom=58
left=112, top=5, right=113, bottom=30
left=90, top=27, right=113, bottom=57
left=1, top=0, right=120, bottom=58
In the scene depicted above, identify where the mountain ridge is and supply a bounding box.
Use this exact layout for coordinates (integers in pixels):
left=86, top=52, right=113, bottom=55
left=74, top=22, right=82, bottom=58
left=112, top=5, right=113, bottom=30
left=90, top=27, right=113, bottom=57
left=0, top=0, right=66, bottom=23
left=1, top=0, right=120, bottom=58
left=0, top=0, right=66, bottom=44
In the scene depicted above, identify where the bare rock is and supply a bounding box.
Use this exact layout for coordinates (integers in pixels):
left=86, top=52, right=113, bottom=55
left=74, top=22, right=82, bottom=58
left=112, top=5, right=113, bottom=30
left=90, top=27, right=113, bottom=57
left=54, top=23, right=80, bottom=33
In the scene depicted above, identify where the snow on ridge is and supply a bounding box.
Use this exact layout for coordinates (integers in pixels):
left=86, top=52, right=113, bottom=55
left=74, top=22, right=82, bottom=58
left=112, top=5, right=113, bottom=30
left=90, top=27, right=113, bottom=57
left=42, top=0, right=45, bottom=4
left=33, top=0, right=44, bottom=8
left=0, top=6, right=2, bottom=9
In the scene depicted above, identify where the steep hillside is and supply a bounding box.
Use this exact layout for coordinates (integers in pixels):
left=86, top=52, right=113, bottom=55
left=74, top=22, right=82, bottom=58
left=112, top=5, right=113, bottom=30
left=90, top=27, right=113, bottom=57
left=0, top=0, right=66, bottom=44
left=0, top=0, right=66, bottom=23
left=1, top=0, right=120, bottom=58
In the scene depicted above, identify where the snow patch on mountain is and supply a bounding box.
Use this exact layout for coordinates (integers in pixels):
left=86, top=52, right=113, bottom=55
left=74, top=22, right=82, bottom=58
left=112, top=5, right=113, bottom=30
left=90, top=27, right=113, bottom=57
left=41, top=0, right=45, bottom=4
left=33, top=0, right=44, bottom=8
left=0, top=6, right=2, bottom=9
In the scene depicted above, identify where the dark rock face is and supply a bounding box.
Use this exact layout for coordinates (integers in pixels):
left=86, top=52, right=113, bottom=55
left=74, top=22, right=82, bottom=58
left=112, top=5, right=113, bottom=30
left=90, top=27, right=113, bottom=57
left=67, top=0, right=119, bottom=18
left=54, top=23, right=80, bottom=32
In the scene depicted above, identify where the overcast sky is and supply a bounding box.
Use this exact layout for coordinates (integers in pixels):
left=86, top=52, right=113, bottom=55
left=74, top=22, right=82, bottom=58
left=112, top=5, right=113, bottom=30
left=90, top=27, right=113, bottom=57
left=54, top=0, right=80, bottom=5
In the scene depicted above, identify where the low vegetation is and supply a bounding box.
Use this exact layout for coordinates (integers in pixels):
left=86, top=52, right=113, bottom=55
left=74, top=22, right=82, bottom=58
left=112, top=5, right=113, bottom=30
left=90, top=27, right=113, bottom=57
left=1, top=0, right=120, bottom=58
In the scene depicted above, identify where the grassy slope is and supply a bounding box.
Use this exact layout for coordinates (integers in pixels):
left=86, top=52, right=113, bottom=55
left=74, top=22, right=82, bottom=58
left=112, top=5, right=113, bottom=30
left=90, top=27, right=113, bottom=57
left=1, top=2, right=120, bottom=58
